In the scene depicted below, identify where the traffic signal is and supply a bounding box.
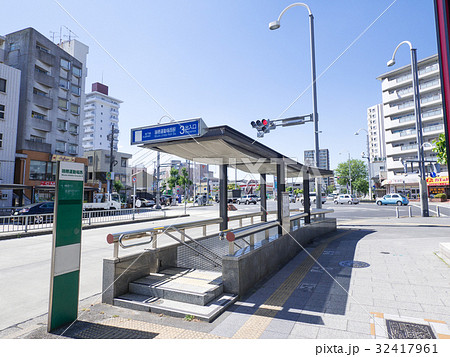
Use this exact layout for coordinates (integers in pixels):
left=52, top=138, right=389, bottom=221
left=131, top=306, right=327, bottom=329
left=250, top=119, right=275, bottom=137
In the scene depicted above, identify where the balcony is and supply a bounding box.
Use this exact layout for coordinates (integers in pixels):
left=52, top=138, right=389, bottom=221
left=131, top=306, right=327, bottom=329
left=31, top=117, right=52, bottom=132
left=24, top=139, right=51, bottom=153
left=33, top=93, right=53, bottom=110
left=36, top=49, right=55, bottom=66
left=34, top=70, right=54, bottom=87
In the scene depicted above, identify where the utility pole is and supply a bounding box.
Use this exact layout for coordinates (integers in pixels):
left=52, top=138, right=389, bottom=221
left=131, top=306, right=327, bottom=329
left=108, top=124, right=116, bottom=195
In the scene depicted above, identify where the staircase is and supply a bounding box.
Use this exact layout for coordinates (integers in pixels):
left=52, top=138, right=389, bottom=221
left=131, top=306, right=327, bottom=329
left=114, top=267, right=237, bottom=322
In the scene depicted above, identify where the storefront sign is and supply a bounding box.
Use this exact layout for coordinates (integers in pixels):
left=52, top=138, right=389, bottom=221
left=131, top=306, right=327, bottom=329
left=40, top=181, right=56, bottom=186
left=48, top=161, right=84, bottom=332
left=51, top=154, right=76, bottom=162
left=426, top=176, right=449, bottom=186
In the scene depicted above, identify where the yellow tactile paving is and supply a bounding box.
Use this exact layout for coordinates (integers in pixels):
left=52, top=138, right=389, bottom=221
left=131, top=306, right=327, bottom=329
left=437, top=334, right=450, bottom=339
left=424, top=318, right=446, bottom=324
left=232, top=231, right=351, bottom=339
left=371, top=312, right=384, bottom=319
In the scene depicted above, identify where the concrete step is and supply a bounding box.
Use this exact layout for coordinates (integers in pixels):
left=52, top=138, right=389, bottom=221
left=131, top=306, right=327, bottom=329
left=114, top=292, right=238, bottom=322
left=128, top=268, right=223, bottom=306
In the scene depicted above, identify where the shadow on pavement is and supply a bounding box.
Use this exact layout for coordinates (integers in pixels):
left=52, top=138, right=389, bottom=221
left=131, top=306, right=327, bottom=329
left=228, top=228, right=374, bottom=325
left=51, top=321, right=158, bottom=339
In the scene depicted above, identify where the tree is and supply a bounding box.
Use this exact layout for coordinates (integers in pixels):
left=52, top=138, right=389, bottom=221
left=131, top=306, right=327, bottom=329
left=286, top=186, right=293, bottom=192
left=335, top=159, right=368, bottom=195
left=178, top=167, right=192, bottom=200
left=227, top=183, right=238, bottom=190
left=432, top=133, right=448, bottom=165
left=113, top=180, right=124, bottom=193
left=326, top=185, right=336, bottom=194
left=167, top=167, right=180, bottom=196
left=353, top=178, right=368, bottom=195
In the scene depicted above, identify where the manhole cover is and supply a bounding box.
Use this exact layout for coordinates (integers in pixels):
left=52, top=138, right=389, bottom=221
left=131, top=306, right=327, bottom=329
left=338, top=260, right=370, bottom=268
left=386, top=319, right=436, bottom=339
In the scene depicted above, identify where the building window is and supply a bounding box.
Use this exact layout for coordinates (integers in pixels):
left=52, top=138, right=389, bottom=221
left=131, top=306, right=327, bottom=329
left=58, top=98, right=68, bottom=110
left=33, top=88, right=48, bottom=97
left=0, top=78, right=6, bottom=93
left=70, top=103, right=79, bottom=115
left=121, top=158, right=127, bottom=167
left=68, top=123, right=78, bottom=134
left=32, top=111, right=46, bottom=120
left=0, top=133, right=3, bottom=148
left=68, top=144, right=78, bottom=155
left=10, top=42, right=19, bottom=51
left=73, top=66, right=82, bottom=77
left=60, top=58, right=71, bottom=70
left=29, top=160, right=56, bottom=181
left=36, top=44, right=49, bottom=53
left=88, top=156, right=93, bottom=165
left=71, top=85, right=80, bottom=96
left=0, top=104, right=5, bottom=119
left=30, top=135, right=45, bottom=143
left=57, top=119, right=67, bottom=131
left=55, top=141, right=66, bottom=152
left=59, top=78, right=69, bottom=90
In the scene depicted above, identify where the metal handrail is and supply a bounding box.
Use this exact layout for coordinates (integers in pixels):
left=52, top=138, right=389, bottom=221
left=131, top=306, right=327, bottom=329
left=220, top=220, right=279, bottom=241
left=118, top=233, right=154, bottom=249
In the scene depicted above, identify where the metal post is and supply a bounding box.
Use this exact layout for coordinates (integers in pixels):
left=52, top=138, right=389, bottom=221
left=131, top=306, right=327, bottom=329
left=437, top=205, right=440, bottom=217
left=348, top=153, right=352, bottom=195
left=155, top=151, right=161, bottom=209
left=411, top=48, right=429, bottom=217
left=132, top=180, right=136, bottom=220
left=219, top=164, right=228, bottom=231
left=260, top=173, right=267, bottom=222
left=277, top=160, right=286, bottom=235
left=309, top=13, right=322, bottom=210
left=366, top=132, right=372, bottom=199
left=109, top=124, right=115, bottom=195
left=396, top=206, right=400, bottom=218
left=408, top=206, right=412, bottom=217
left=303, top=172, right=311, bottom=224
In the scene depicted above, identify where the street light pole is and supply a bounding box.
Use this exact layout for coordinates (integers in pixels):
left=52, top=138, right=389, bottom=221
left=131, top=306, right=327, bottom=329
left=388, top=41, right=429, bottom=217
left=269, top=2, right=322, bottom=209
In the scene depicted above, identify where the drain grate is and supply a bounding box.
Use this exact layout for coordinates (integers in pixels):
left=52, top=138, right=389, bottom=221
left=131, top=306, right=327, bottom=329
left=386, top=319, right=436, bottom=339
left=380, top=252, right=390, bottom=254
left=338, top=260, right=370, bottom=268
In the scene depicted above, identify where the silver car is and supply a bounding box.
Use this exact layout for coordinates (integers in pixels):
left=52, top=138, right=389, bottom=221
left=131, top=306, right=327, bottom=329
left=334, top=194, right=359, bottom=205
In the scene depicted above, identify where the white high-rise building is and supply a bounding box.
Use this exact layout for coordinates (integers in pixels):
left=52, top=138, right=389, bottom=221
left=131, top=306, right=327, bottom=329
left=377, top=54, right=448, bottom=198
left=367, top=104, right=386, bottom=161
left=83, top=82, right=122, bottom=151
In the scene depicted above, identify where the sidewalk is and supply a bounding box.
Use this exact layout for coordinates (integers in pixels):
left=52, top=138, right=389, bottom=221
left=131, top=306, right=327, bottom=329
left=2, top=216, right=449, bottom=339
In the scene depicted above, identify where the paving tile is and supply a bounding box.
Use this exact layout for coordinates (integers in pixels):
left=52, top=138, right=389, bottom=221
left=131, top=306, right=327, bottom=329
left=259, top=330, right=290, bottom=339
left=320, top=314, right=348, bottom=331
left=347, top=320, right=371, bottom=335
left=265, top=317, right=296, bottom=334
left=316, top=327, right=371, bottom=339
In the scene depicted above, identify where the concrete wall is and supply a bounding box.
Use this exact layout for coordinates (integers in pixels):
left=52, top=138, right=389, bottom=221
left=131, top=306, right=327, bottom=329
left=102, top=245, right=177, bottom=304
left=222, top=218, right=336, bottom=296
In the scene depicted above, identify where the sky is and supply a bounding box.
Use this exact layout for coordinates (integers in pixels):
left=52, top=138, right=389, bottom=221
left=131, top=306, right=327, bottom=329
left=1, top=0, right=440, bottom=177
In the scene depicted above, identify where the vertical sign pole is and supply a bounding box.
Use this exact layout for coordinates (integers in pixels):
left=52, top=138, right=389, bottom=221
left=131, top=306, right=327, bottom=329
left=48, top=161, right=84, bottom=332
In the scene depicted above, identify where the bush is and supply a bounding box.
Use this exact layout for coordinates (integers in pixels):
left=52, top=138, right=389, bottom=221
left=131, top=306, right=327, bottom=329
left=434, top=193, right=447, bottom=200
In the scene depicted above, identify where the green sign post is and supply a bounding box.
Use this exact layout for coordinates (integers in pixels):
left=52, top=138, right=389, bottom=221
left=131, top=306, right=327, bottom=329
left=48, top=161, right=84, bottom=332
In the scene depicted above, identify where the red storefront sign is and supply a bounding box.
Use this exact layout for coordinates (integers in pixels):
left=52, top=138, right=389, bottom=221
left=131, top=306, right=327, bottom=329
left=40, top=181, right=56, bottom=186
left=426, top=176, right=449, bottom=186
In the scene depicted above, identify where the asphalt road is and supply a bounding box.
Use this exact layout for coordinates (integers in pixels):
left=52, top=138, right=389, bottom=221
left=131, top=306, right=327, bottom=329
left=1, top=199, right=449, bottom=332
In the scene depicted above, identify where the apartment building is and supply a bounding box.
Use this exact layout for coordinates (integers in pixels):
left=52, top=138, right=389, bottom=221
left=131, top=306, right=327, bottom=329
left=377, top=54, right=449, bottom=198
left=2, top=28, right=89, bottom=202
left=0, top=35, right=21, bottom=207
left=83, top=82, right=122, bottom=151
left=304, top=149, right=330, bottom=170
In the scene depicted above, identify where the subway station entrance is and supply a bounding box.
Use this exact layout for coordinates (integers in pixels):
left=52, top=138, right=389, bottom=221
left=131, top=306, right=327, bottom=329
left=101, top=120, right=335, bottom=321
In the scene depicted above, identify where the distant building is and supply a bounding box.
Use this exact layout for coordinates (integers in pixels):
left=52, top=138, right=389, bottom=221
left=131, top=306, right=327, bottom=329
left=0, top=36, right=21, bottom=207
left=83, top=82, right=122, bottom=151
left=377, top=54, right=449, bottom=198
left=304, top=149, right=330, bottom=170
left=3, top=28, right=89, bottom=203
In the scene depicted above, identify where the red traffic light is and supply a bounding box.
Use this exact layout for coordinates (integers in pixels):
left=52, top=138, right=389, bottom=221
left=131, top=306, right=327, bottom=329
left=262, top=119, right=268, bottom=126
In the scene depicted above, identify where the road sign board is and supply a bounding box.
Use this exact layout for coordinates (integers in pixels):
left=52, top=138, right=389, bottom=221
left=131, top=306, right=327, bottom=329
left=48, top=161, right=84, bottom=332
left=130, top=118, right=207, bottom=145
left=132, top=176, right=137, bottom=183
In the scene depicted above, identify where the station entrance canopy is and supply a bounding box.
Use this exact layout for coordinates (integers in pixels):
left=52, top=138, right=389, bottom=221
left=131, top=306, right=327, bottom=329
left=131, top=119, right=333, bottom=179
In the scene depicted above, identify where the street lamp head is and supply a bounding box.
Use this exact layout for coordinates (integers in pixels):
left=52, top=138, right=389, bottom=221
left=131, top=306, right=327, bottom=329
left=269, top=20, right=280, bottom=30
left=387, top=59, right=395, bottom=67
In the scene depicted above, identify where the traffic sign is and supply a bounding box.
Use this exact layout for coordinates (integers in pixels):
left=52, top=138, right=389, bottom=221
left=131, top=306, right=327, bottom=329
left=132, top=176, right=137, bottom=183
left=131, top=118, right=207, bottom=145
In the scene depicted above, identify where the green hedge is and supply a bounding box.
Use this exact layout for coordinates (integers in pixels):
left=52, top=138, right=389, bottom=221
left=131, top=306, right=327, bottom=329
left=434, top=193, right=447, bottom=200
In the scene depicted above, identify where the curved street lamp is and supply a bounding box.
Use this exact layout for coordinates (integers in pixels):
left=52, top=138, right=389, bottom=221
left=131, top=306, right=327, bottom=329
left=269, top=3, right=322, bottom=209
left=387, top=41, right=429, bottom=217
left=355, top=128, right=372, bottom=199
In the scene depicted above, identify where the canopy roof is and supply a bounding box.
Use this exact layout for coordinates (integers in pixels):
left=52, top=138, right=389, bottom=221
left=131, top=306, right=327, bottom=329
left=138, top=125, right=333, bottom=179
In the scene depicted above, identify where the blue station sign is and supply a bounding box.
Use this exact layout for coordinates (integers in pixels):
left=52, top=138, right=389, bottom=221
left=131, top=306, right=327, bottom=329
left=131, top=118, right=207, bottom=145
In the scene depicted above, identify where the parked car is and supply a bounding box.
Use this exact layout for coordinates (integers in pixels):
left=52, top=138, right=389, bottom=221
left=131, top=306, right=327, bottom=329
left=376, top=194, right=409, bottom=206
left=334, top=194, right=359, bottom=205
left=237, top=194, right=258, bottom=205
left=11, top=201, right=54, bottom=223
left=138, top=198, right=155, bottom=207
left=300, top=192, right=326, bottom=205
left=289, top=194, right=296, bottom=203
